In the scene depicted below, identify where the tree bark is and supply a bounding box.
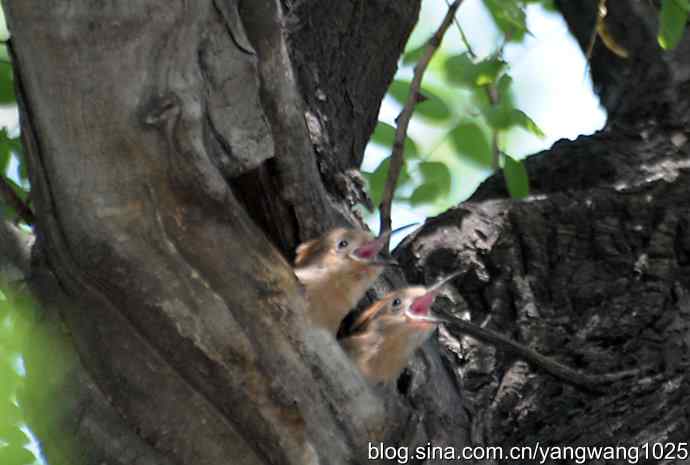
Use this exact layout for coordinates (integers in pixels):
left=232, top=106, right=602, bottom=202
left=2, top=1, right=689, bottom=465
left=4, top=1, right=431, bottom=464
left=393, top=0, right=690, bottom=459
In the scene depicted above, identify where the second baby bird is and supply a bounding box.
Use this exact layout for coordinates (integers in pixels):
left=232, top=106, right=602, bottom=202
left=340, top=274, right=457, bottom=384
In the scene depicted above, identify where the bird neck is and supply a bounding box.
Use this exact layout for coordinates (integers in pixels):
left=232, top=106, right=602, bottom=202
left=361, top=325, right=434, bottom=384
left=297, top=264, right=382, bottom=335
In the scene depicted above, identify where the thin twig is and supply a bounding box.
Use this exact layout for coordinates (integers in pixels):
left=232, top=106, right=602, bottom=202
left=445, top=0, right=477, bottom=59
left=586, top=0, right=606, bottom=62
left=0, top=176, right=34, bottom=225
left=486, top=86, right=500, bottom=170
left=379, top=0, right=462, bottom=240
left=484, top=43, right=508, bottom=171
left=449, top=14, right=506, bottom=171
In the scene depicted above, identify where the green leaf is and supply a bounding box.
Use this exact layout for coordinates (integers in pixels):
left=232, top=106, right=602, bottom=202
left=496, top=74, right=513, bottom=98
left=449, top=122, right=493, bottom=167
left=483, top=103, right=513, bottom=129
left=445, top=54, right=506, bottom=87
left=475, top=58, right=507, bottom=86
left=0, top=129, right=13, bottom=175
left=672, top=0, right=690, bottom=11
left=444, top=53, right=475, bottom=86
left=410, top=183, right=442, bottom=206
left=658, top=0, right=689, bottom=50
left=510, top=110, right=545, bottom=137
left=0, top=444, right=37, bottom=465
left=482, top=0, right=529, bottom=41
left=0, top=425, right=29, bottom=447
left=388, top=80, right=413, bottom=105
left=402, top=44, right=426, bottom=65
left=417, top=94, right=452, bottom=121
left=542, top=0, right=557, bottom=11
left=3, top=177, right=28, bottom=202
left=480, top=94, right=543, bottom=137
left=0, top=401, right=21, bottom=427
left=0, top=377, right=17, bottom=403
left=0, top=63, right=14, bottom=104
left=523, top=0, right=557, bottom=10
left=364, top=157, right=410, bottom=208
left=503, top=155, right=529, bottom=199
left=0, top=175, right=29, bottom=221
left=370, top=121, right=419, bottom=158
left=0, top=355, right=20, bottom=392
left=388, top=80, right=451, bottom=121
left=370, top=121, right=396, bottom=148
left=418, top=161, right=451, bottom=195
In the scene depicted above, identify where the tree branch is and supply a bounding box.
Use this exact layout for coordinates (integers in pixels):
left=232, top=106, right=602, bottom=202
left=437, top=310, right=658, bottom=393
left=0, top=219, right=32, bottom=277
left=240, top=0, right=342, bottom=243
left=447, top=0, right=477, bottom=59
left=0, top=176, right=34, bottom=225
left=378, top=0, right=462, bottom=241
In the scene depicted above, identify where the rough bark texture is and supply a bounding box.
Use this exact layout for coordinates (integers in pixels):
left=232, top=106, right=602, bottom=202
left=392, top=0, right=690, bottom=461
left=4, top=1, right=441, bottom=465
left=2, top=0, right=689, bottom=465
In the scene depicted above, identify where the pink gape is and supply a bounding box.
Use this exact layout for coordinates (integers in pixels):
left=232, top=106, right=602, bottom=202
left=410, top=292, right=434, bottom=317
left=353, top=223, right=418, bottom=262
left=408, top=272, right=461, bottom=320
left=353, top=241, right=380, bottom=259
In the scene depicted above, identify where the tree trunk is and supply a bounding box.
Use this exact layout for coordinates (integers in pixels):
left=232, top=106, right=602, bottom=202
left=393, top=0, right=690, bottom=460
left=3, top=1, right=689, bottom=465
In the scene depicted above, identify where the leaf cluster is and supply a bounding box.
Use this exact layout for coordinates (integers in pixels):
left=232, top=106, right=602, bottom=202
left=0, top=291, right=39, bottom=465
left=0, top=41, right=30, bottom=224
left=364, top=0, right=545, bottom=212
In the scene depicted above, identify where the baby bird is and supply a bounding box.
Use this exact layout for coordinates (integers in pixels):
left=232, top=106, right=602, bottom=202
left=294, top=225, right=415, bottom=336
left=340, top=274, right=458, bottom=384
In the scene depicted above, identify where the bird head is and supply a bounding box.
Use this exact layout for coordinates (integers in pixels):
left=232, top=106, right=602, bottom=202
left=294, top=224, right=416, bottom=272
left=293, top=224, right=417, bottom=335
left=343, top=272, right=460, bottom=383
left=350, top=273, right=459, bottom=335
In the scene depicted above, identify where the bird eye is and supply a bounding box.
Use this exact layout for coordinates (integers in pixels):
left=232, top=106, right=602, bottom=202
left=392, top=298, right=401, bottom=307
left=337, top=240, right=349, bottom=249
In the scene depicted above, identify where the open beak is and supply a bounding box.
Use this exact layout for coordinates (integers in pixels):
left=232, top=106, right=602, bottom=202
left=351, top=222, right=419, bottom=264
left=406, top=271, right=461, bottom=323
left=425, top=271, right=461, bottom=294
left=407, top=312, right=449, bottom=324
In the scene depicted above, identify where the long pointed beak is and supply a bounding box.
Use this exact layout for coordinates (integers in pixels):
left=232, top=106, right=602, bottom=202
left=409, top=313, right=450, bottom=324
left=406, top=271, right=461, bottom=321
left=367, top=257, right=401, bottom=267
left=405, top=296, right=449, bottom=324
left=385, top=222, right=419, bottom=237
left=351, top=222, right=419, bottom=262
left=426, top=271, right=462, bottom=294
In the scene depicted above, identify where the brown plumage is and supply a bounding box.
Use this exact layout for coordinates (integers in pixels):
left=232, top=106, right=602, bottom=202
left=340, top=274, right=457, bottom=384
left=294, top=227, right=405, bottom=336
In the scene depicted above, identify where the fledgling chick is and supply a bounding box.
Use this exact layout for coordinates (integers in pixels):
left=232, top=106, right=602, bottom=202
left=340, top=274, right=458, bottom=384
left=294, top=225, right=414, bottom=336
